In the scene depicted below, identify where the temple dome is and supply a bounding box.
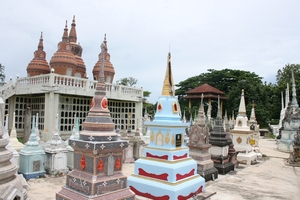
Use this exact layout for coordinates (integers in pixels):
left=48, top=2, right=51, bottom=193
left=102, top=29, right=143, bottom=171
left=92, top=35, right=115, bottom=83
left=50, top=21, right=78, bottom=76
left=27, top=32, right=50, bottom=76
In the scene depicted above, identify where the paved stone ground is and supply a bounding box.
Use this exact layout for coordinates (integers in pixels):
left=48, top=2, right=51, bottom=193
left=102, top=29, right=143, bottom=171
left=26, top=138, right=300, bottom=200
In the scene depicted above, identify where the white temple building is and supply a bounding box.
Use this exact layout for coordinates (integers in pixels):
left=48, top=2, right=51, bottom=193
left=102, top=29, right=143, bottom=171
left=0, top=17, right=143, bottom=143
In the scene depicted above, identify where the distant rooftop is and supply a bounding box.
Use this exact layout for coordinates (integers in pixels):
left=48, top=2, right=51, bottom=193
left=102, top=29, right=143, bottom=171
left=184, top=83, right=227, bottom=100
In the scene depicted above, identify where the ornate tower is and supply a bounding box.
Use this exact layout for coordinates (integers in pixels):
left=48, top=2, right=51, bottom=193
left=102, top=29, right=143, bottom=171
left=128, top=52, right=205, bottom=199
left=188, top=93, right=218, bottom=181
left=208, top=96, right=234, bottom=174
left=0, top=98, right=28, bottom=199
left=26, top=32, right=50, bottom=76
left=277, top=70, right=300, bottom=152
left=93, top=34, right=115, bottom=83
left=69, top=16, right=86, bottom=78
left=50, top=20, right=77, bottom=77
left=56, top=38, right=134, bottom=200
left=230, top=90, right=257, bottom=165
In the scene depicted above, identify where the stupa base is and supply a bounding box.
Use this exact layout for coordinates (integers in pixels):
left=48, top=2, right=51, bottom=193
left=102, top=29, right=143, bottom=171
left=0, top=175, right=28, bottom=200
left=56, top=186, right=135, bottom=200
left=277, top=141, right=294, bottom=153
left=214, top=162, right=234, bottom=175
left=237, top=151, right=257, bottom=165
left=20, top=171, right=45, bottom=180
left=197, top=167, right=218, bottom=182
left=128, top=174, right=205, bottom=200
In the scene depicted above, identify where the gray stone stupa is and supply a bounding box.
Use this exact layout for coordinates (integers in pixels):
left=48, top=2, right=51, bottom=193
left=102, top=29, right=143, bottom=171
left=277, top=70, right=300, bottom=152
left=208, top=96, right=234, bottom=174
left=0, top=97, right=28, bottom=200
left=188, top=94, right=218, bottom=181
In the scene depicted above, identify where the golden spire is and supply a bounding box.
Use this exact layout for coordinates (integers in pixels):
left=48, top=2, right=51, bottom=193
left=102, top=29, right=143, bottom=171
left=161, top=52, right=175, bottom=96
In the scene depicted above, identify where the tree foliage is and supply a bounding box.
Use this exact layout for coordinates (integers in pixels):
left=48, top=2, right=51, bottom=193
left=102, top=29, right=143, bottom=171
left=175, top=68, right=275, bottom=127
left=0, top=63, right=5, bottom=86
left=118, top=77, right=138, bottom=87
left=276, top=64, right=300, bottom=103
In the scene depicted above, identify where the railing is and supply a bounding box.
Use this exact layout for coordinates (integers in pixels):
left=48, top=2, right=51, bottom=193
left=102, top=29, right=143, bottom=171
left=0, top=73, right=143, bottom=102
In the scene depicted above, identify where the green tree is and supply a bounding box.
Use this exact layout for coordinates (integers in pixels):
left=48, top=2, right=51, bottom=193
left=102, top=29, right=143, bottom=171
left=118, top=77, right=138, bottom=86
left=276, top=64, right=300, bottom=104
left=143, top=90, right=151, bottom=98
left=0, top=63, right=5, bottom=86
left=176, top=69, right=273, bottom=127
left=117, top=77, right=155, bottom=118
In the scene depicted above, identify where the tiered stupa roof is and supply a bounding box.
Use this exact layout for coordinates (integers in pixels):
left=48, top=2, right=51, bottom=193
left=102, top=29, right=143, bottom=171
left=49, top=21, right=78, bottom=76
left=69, top=16, right=86, bottom=77
left=92, top=34, right=115, bottom=83
left=44, top=114, right=68, bottom=153
left=20, top=115, right=45, bottom=155
left=194, top=93, right=206, bottom=125
left=231, top=90, right=253, bottom=133
left=209, top=96, right=231, bottom=146
left=26, top=32, right=50, bottom=76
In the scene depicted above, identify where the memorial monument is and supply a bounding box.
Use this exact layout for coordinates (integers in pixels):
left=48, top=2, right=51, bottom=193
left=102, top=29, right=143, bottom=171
left=43, top=114, right=69, bottom=175
left=128, top=52, right=205, bottom=200
left=10, top=112, right=24, bottom=152
left=19, top=115, right=46, bottom=179
left=249, top=101, right=260, bottom=151
left=208, top=96, right=234, bottom=174
left=277, top=71, right=300, bottom=152
left=0, top=97, right=28, bottom=200
left=188, top=94, right=218, bottom=181
left=56, top=36, right=135, bottom=200
left=230, top=90, right=257, bottom=165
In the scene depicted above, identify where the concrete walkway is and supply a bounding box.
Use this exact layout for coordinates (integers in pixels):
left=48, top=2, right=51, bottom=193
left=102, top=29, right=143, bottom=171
left=202, top=138, right=300, bottom=200
left=26, top=138, right=300, bottom=200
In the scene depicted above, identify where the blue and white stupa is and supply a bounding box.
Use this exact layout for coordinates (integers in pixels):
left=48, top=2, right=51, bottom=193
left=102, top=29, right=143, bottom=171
left=128, top=52, right=205, bottom=200
left=19, top=115, right=46, bottom=179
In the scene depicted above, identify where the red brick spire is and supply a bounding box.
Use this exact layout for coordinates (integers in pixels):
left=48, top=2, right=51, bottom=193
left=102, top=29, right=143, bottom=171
left=69, top=15, right=77, bottom=43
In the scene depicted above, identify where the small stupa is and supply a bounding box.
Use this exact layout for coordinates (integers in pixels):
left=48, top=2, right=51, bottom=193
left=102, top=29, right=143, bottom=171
left=224, top=111, right=238, bottom=168
left=277, top=71, right=300, bottom=152
left=128, top=52, right=205, bottom=200
left=10, top=112, right=24, bottom=151
left=56, top=35, right=135, bottom=200
left=3, top=114, right=20, bottom=166
left=278, top=89, right=288, bottom=132
left=230, top=90, right=257, bottom=165
left=0, top=98, right=28, bottom=200
left=249, top=101, right=260, bottom=152
left=44, top=114, right=69, bottom=175
left=208, top=96, right=234, bottom=174
left=288, top=127, right=300, bottom=166
left=188, top=93, right=218, bottom=181
left=65, top=115, right=80, bottom=170
left=19, top=115, right=46, bottom=179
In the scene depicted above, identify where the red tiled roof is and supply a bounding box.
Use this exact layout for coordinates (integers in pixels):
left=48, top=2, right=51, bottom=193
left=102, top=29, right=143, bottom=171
left=185, top=83, right=225, bottom=95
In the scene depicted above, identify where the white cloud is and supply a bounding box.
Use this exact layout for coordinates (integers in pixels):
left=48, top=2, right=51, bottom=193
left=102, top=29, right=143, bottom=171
left=1, top=0, right=300, bottom=103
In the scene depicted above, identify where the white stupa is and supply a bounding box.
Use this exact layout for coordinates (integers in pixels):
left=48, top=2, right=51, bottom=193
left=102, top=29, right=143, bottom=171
left=10, top=112, right=24, bottom=152
left=230, top=89, right=257, bottom=165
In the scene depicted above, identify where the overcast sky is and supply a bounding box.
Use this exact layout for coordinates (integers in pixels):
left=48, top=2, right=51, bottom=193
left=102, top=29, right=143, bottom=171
left=1, top=0, right=300, bottom=103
